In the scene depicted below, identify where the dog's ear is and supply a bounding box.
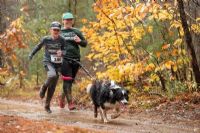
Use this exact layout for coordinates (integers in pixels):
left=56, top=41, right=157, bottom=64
left=104, top=80, right=111, bottom=87
left=109, top=89, right=118, bottom=98
left=110, top=88, right=118, bottom=93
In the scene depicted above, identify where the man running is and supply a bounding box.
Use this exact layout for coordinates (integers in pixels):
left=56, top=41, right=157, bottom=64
left=59, top=12, right=87, bottom=110
left=29, top=21, right=65, bottom=113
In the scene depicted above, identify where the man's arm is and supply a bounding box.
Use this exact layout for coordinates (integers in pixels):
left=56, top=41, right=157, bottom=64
left=74, top=29, right=87, bottom=47
left=29, top=38, right=45, bottom=60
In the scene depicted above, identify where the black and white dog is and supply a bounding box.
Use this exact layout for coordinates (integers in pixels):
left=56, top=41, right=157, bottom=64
left=87, top=80, right=129, bottom=123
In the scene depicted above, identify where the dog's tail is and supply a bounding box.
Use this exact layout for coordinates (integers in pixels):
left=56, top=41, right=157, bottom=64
left=86, top=83, right=93, bottom=94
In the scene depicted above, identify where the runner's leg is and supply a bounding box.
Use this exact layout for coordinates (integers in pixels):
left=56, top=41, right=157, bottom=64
left=44, top=63, right=58, bottom=113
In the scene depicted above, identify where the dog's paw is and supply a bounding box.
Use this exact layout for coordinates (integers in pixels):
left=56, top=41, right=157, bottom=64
left=111, top=113, right=121, bottom=119
left=103, top=119, right=109, bottom=123
left=100, top=118, right=109, bottom=123
left=94, top=112, right=98, bottom=118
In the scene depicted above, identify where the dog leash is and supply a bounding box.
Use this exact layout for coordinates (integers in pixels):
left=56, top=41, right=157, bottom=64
left=64, top=57, right=95, bottom=80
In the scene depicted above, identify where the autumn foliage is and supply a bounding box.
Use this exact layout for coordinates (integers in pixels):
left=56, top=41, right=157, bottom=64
left=1, top=18, right=28, bottom=65
left=82, top=0, right=200, bottom=93
left=0, top=0, right=200, bottom=97
left=0, top=18, right=29, bottom=86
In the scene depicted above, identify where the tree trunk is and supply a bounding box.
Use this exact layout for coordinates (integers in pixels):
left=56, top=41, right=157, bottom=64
left=73, top=0, right=77, bottom=26
left=177, top=0, right=200, bottom=87
left=0, top=0, right=6, bottom=33
left=0, top=0, right=3, bottom=66
left=0, top=50, right=3, bottom=67
left=68, top=0, right=72, bottom=12
left=157, top=72, right=166, bottom=91
left=0, top=0, right=6, bottom=68
left=187, top=0, right=200, bottom=70
left=0, top=0, right=2, bottom=33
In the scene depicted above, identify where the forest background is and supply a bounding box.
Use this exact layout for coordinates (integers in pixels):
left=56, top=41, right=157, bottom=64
left=0, top=0, right=200, bottom=109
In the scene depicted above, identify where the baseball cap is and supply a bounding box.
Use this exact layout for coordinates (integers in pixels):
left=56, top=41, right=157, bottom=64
left=50, top=21, right=61, bottom=29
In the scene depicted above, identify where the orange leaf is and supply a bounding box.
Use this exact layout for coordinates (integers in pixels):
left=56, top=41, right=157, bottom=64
left=0, top=69, right=9, bottom=76
left=18, top=43, right=27, bottom=48
left=162, top=44, right=170, bottom=50
left=11, top=54, right=17, bottom=61
left=155, top=52, right=161, bottom=58
left=20, top=71, right=26, bottom=76
left=81, top=18, right=88, bottom=24
left=171, top=49, right=178, bottom=56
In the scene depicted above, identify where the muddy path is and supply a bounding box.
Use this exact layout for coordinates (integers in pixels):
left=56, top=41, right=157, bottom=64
left=0, top=98, right=199, bottom=133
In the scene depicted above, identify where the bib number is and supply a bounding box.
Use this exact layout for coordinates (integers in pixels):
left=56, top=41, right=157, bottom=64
left=50, top=55, right=62, bottom=63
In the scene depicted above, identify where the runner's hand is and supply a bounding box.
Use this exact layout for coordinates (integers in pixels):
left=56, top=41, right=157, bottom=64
left=28, top=55, right=33, bottom=61
left=56, top=50, right=62, bottom=57
left=74, top=35, right=81, bottom=43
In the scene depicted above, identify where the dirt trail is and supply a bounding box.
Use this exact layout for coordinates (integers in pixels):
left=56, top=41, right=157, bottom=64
left=0, top=98, right=199, bottom=133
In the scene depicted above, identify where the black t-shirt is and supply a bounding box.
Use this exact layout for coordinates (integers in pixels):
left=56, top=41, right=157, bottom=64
left=30, top=35, right=65, bottom=63
left=61, top=28, right=87, bottom=59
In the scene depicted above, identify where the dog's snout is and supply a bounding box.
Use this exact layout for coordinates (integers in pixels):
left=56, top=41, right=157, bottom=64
left=123, top=102, right=128, bottom=105
left=121, top=99, right=128, bottom=105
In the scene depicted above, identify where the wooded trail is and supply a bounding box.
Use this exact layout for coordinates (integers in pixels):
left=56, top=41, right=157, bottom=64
left=0, top=98, right=199, bottom=133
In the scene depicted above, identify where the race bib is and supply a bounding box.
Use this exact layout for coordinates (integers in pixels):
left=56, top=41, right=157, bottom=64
left=50, top=55, right=63, bottom=63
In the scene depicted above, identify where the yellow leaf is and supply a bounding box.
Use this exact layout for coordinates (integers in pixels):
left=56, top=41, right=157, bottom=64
left=196, top=17, right=200, bottom=22
left=147, top=26, right=153, bottom=33
left=191, top=24, right=200, bottom=33
left=150, top=74, right=159, bottom=82
left=87, top=53, right=94, bottom=60
left=182, top=50, right=186, bottom=55
left=173, top=38, right=182, bottom=46
left=165, top=61, right=174, bottom=69
left=145, top=63, right=155, bottom=71
left=177, top=58, right=183, bottom=65
left=158, top=10, right=172, bottom=21
left=170, top=20, right=182, bottom=29
left=144, top=85, right=150, bottom=91
left=165, top=62, right=171, bottom=69
left=173, top=65, right=178, bottom=72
